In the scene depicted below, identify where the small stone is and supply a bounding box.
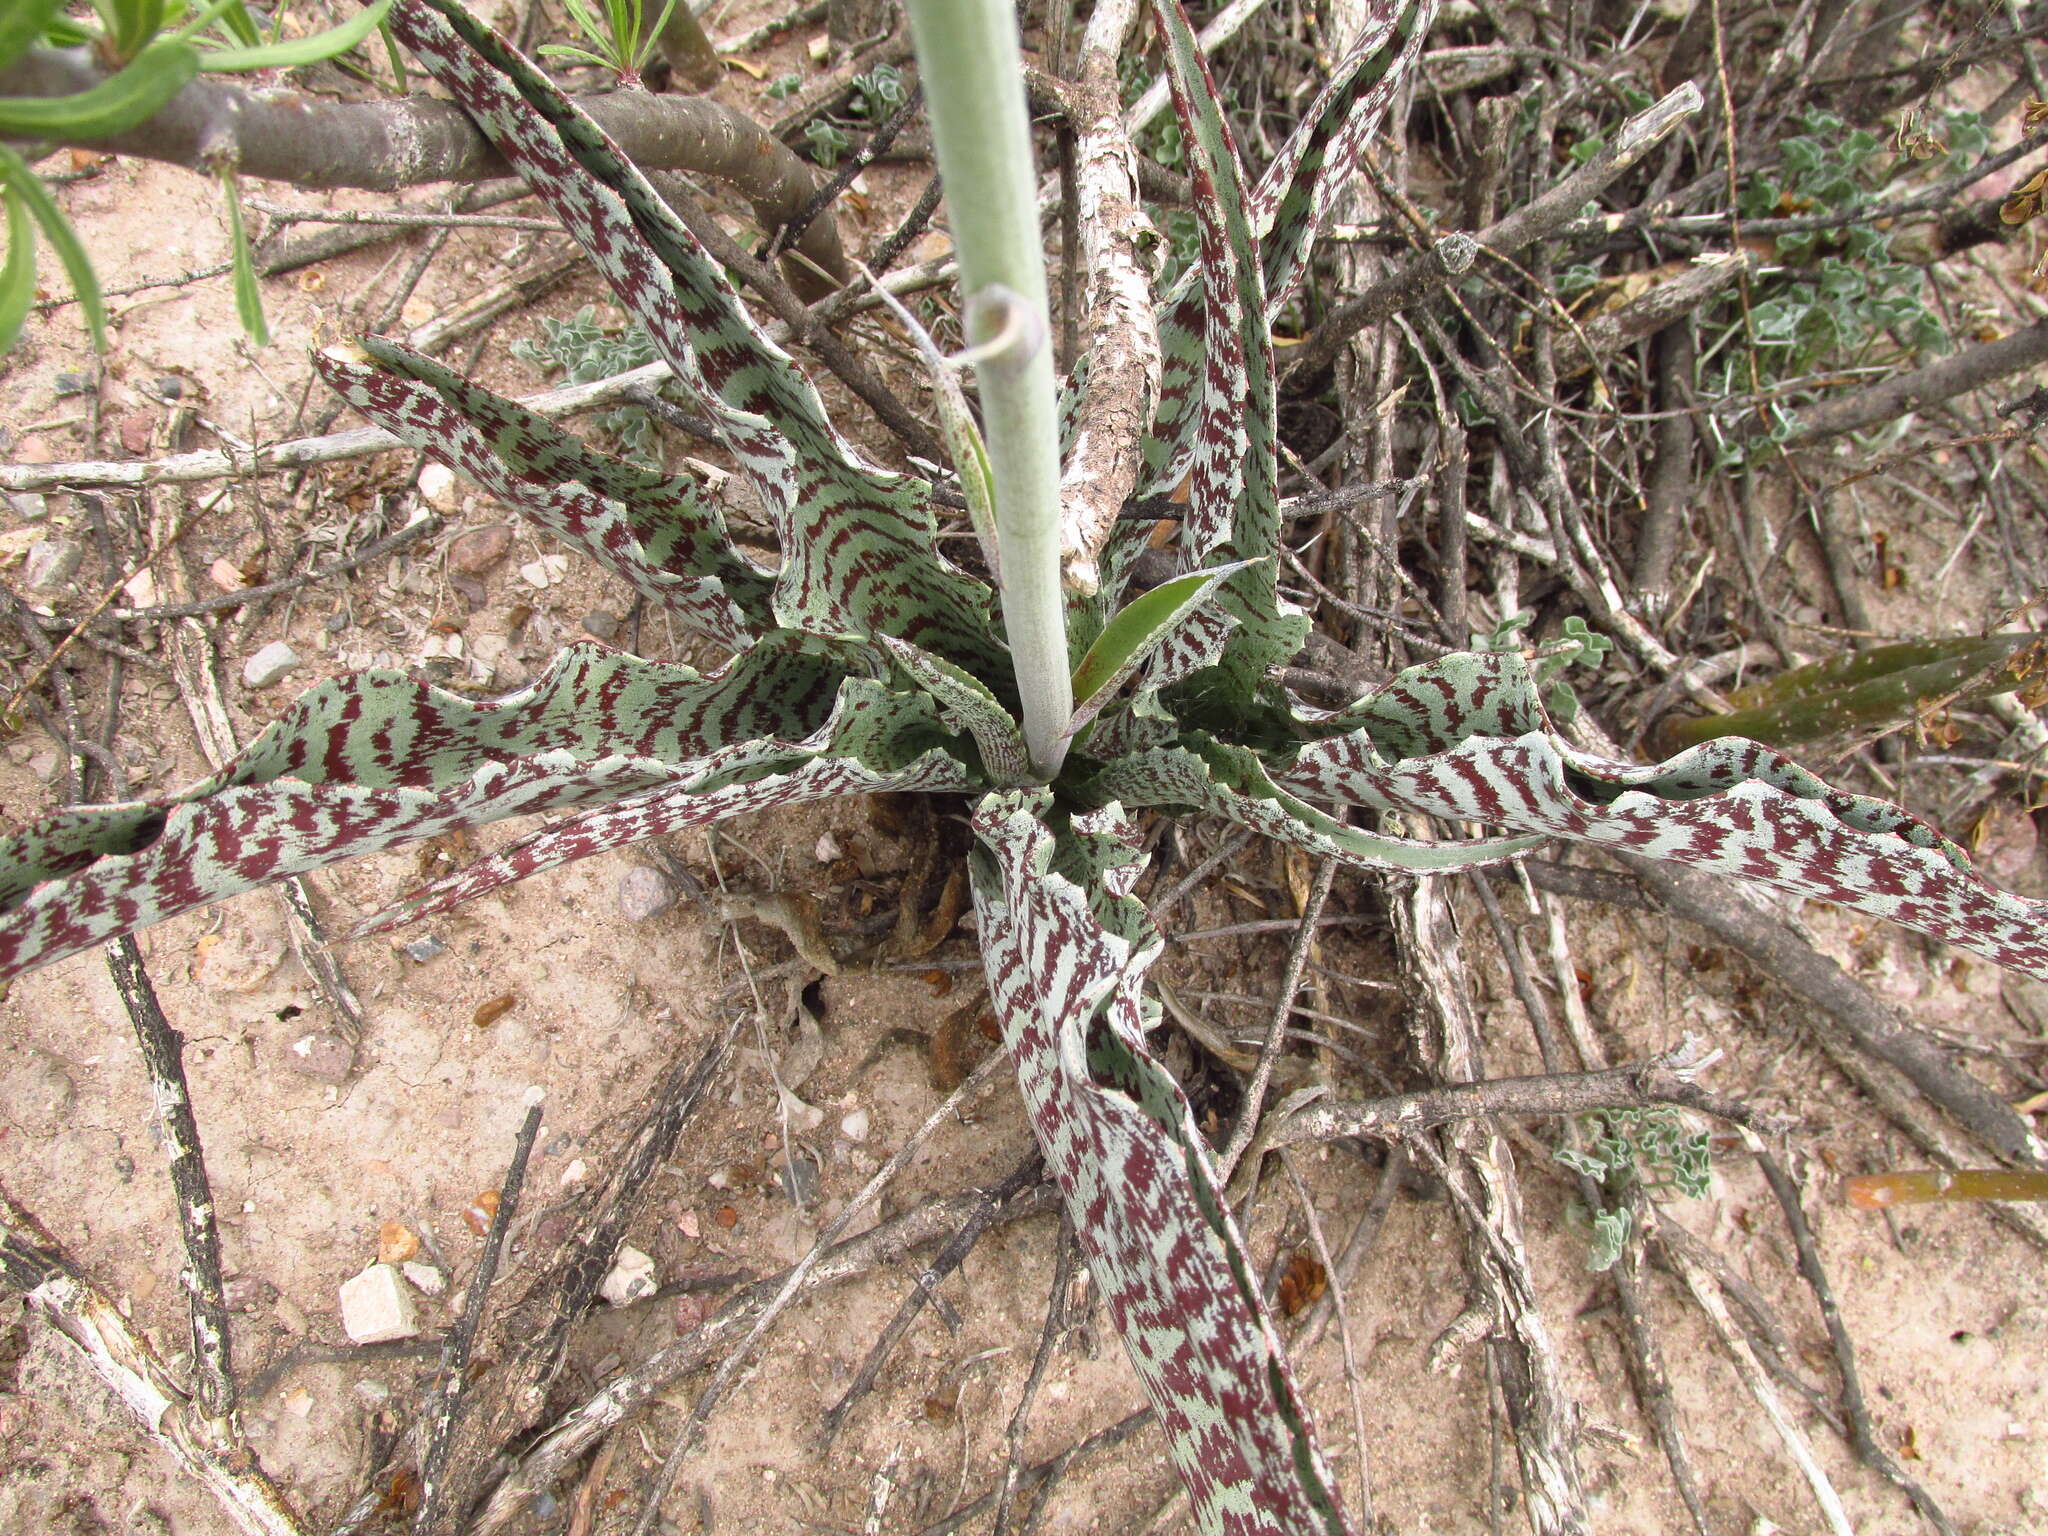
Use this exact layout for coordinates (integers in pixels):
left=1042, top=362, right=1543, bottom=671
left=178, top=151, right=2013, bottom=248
left=281, top=1030, right=354, bottom=1084
left=208, top=558, right=248, bottom=593
left=673, top=1293, right=710, bottom=1330
left=1, top=1047, right=76, bottom=1136
left=53, top=371, right=90, bottom=397
left=27, top=748, right=60, bottom=783
left=600, top=1245, right=658, bottom=1306
left=447, top=524, right=513, bottom=573
left=839, top=1107, right=869, bottom=1143
left=675, top=1208, right=701, bottom=1239
left=5, top=492, right=48, bottom=522
left=339, top=1263, right=420, bottom=1344
left=222, top=1274, right=278, bottom=1312
left=123, top=568, right=158, bottom=606
left=377, top=1221, right=420, bottom=1265
left=617, top=865, right=679, bottom=922
left=418, top=463, right=460, bottom=511
left=814, top=831, right=843, bottom=864
left=401, top=1261, right=446, bottom=1296
left=559, top=1157, right=589, bottom=1187
left=22, top=538, right=83, bottom=594
left=580, top=609, right=620, bottom=642
left=153, top=375, right=186, bottom=400
left=405, top=933, right=446, bottom=964
left=242, top=641, right=300, bottom=689
left=118, top=414, right=153, bottom=456
left=518, top=554, right=569, bottom=589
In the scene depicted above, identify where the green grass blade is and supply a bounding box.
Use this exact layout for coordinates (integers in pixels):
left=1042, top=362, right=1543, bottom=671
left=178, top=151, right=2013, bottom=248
left=217, top=168, right=267, bottom=345
left=200, top=0, right=393, bottom=71
left=1, top=144, right=105, bottom=350
left=0, top=186, right=36, bottom=355
left=0, top=38, right=198, bottom=139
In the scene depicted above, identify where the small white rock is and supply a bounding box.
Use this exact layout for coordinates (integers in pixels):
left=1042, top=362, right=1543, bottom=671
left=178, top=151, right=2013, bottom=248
left=600, top=1245, right=658, bottom=1307
left=7, top=491, right=49, bottom=522
left=339, top=1264, right=419, bottom=1344
left=401, top=1261, right=446, bottom=1296
left=417, top=462, right=459, bottom=511
left=559, top=1156, right=588, bottom=1187
left=814, top=831, right=843, bottom=864
left=517, top=554, right=569, bottom=590
left=839, top=1107, right=870, bottom=1143
left=243, top=641, right=301, bottom=689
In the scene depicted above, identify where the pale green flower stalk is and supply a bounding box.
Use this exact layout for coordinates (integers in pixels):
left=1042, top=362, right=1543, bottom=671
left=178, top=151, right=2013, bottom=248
left=903, top=0, right=1072, bottom=780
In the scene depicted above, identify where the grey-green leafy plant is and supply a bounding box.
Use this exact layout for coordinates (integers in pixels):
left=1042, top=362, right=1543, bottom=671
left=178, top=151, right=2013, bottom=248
left=3, top=1, right=2048, bottom=1530
left=508, top=304, right=670, bottom=465
left=0, top=0, right=397, bottom=352
left=1709, top=107, right=1949, bottom=450
left=1557, top=1107, right=1713, bottom=1270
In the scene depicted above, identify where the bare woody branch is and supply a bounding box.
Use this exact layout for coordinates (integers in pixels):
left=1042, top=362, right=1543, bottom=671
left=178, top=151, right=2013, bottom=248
left=1055, top=0, right=1161, bottom=595
left=0, top=46, right=847, bottom=287
left=1279, top=82, right=1704, bottom=391
left=0, top=1183, right=311, bottom=1536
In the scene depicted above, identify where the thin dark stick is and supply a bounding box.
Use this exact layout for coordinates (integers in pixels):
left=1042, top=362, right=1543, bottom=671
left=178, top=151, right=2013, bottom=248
left=818, top=1153, right=1044, bottom=1447
left=105, top=936, right=237, bottom=1427
left=769, top=83, right=924, bottom=263
left=1300, top=1144, right=1406, bottom=1351
left=414, top=1096, right=545, bottom=1536
left=105, top=513, right=443, bottom=625
left=1754, top=1150, right=1959, bottom=1536
left=904, top=1409, right=1153, bottom=1536
left=1610, top=852, right=2047, bottom=1169
left=992, top=1218, right=1079, bottom=1536
left=870, top=174, right=943, bottom=274
left=1219, top=857, right=1338, bottom=1183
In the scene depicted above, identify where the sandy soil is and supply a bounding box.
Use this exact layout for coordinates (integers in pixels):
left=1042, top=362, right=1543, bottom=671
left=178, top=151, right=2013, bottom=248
left=4, top=7, right=2048, bottom=1536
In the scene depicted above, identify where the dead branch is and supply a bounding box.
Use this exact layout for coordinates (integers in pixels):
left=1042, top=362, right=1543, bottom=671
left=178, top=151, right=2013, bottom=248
left=818, top=1152, right=1045, bottom=1446
left=1761, top=316, right=2048, bottom=449
left=1752, top=1146, right=1959, bottom=1536
left=103, top=938, right=238, bottom=1429
left=471, top=1175, right=1058, bottom=1533
left=1280, top=82, right=1704, bottom=392
left=0, top=1183, right=311, bottom=1536
left=414, top=1093, right=545, bottom=1535
left=1272, top=1045, right=1743, bottom=1147
left=1053, top=0, right=1161, bottom=594
left=427, top=1006, right=746, bottom=1529
left=1608, top=850, right=2048, bottom=1169
left=0, top=47, right=847, bottom=286
left=1389, top=870, right=1591, bottom=1536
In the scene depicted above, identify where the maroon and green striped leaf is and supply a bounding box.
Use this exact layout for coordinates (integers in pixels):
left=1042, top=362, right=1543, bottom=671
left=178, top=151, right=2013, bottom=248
left=970, top=792, right=1352, bottom=1536
left=1269, top=650, right=2048, bottom=979
left=387, top=0, right=999, bottom=672
left=318, top=337, right=775, bottom=648
left=1142, top=0, right=1438, bottom=494
left=0, top=641, right=865, bottom=977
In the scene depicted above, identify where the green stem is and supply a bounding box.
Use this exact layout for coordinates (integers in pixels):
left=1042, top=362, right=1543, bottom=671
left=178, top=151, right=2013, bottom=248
left=903, top=0, right=1071, bottom=780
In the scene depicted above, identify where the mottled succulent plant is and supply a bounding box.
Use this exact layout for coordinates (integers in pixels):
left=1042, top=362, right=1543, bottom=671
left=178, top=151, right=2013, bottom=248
left=3, top=1, right=2046, bottom=1531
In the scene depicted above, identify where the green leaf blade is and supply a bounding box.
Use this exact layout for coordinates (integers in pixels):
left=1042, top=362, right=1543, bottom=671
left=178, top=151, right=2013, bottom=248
left=0, top=39, right=198, bottom=139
